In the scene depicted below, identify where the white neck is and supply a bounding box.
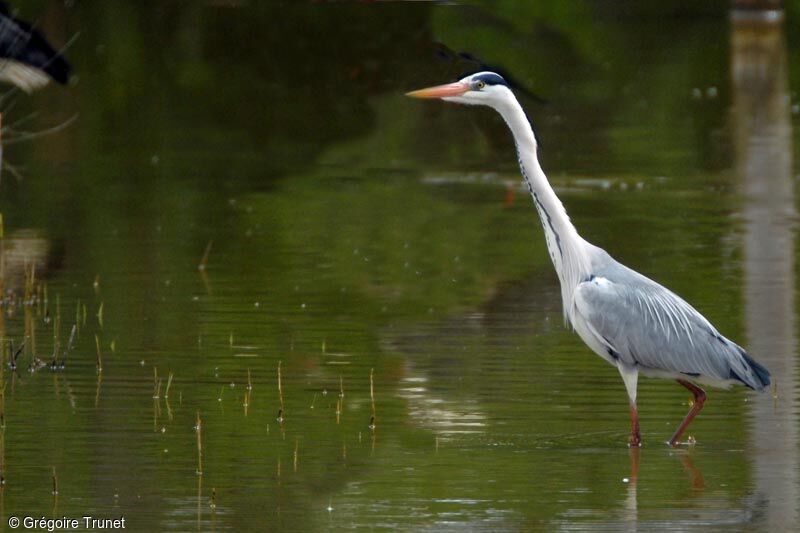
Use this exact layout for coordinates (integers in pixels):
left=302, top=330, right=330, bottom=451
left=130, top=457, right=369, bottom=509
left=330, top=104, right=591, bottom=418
left=494, top=96, right=592, bottom=324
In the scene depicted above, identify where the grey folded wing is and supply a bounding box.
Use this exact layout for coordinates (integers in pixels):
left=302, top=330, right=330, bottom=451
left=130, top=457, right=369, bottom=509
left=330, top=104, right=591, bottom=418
left=573, top=262, right=767, bottom=390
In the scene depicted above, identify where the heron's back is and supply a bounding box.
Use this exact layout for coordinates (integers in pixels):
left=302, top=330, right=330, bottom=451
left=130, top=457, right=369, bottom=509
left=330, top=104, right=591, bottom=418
left=573, top=255, right=770, bottom=391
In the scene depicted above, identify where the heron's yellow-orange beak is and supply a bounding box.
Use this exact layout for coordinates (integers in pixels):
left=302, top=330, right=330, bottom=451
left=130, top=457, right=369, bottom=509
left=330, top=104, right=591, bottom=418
left=405, top=82, right=469, bottom=99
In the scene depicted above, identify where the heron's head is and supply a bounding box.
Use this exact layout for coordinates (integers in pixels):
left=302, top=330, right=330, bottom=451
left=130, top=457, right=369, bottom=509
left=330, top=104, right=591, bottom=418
left=406, top=71, right=513, bottom=109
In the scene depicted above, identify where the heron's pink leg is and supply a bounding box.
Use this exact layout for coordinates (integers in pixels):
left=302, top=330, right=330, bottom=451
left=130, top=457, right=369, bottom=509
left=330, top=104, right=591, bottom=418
left=629, top=402, right=641, bottom=447
left=629, top=446, right=640, bottom=483
left=668, top=379, right=706, bottom=447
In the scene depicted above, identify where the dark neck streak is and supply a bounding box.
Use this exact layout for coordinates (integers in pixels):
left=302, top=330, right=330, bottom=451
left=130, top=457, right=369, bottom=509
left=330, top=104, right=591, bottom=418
left=498, top=95, right=591, bottom=325
left=517, top=145, right=563, bottom=260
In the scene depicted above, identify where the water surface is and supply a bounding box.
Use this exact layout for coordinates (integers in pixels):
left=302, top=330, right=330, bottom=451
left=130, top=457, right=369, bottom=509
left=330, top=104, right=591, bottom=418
left=0, top=2, right=798, bottom=531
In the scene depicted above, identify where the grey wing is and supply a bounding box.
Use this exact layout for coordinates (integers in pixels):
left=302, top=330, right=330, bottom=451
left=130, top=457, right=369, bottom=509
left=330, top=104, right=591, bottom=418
left=573, top=261, right=768, bottom=390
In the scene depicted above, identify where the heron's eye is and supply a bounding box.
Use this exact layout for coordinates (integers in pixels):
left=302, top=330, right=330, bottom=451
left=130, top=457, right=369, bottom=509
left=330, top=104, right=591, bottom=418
left=474, top=80, right=486, bottom=90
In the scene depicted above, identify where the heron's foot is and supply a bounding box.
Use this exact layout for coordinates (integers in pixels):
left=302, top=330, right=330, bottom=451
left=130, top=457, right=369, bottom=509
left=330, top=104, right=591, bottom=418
left=668, top=380, right=706, bottom=447
left=667, top=435, right=697, bottom=448
left=628, top=433, right=642, bottom=447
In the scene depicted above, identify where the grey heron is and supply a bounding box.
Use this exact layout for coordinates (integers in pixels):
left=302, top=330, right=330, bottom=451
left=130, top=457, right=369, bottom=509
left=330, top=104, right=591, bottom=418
left=0, top=2, right=71, bottom=92
left=407, top=72, right=771, bottom=447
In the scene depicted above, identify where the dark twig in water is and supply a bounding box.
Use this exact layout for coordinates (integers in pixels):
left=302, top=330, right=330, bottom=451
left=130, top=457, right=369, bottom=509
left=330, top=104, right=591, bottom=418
left=94, top=371, right=102, bottom=408
left=243, top=368, right=252, bottom=413
left=52, top=466, right=58, bottom=495
left=94, top=334, right=103, bottom=373
left=198, top=241, right=213, bottom=271
left=165, top=372, right=174, bottom=399
left=66, top=324, right=76, bottom=352
left=96, top=301, right=104, bottom=329
left=9, top=339, right=25, bottom=370
left=369, top=368, right=376, bottom=430
left=52, top=323, right=76, bottom=370
left=50, top=294, right=61, bottom=367
left=277, top=361, right=284, bottom=423
left=341, top=375, right=346, bottom=414
left=195, top=411, right=203, bottom=476
left=152, top=367, right=162, bottom=399
left=75, top=300, right=81, bottom=337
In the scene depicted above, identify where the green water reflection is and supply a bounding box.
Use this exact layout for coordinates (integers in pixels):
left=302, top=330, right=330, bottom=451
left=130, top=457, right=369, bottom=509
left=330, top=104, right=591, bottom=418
left=0, top=1, right=798, bottom=531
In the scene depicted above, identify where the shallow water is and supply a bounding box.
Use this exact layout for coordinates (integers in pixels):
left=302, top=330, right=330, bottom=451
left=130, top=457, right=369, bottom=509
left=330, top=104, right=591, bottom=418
left=0, top=2, right=798, bottom=531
